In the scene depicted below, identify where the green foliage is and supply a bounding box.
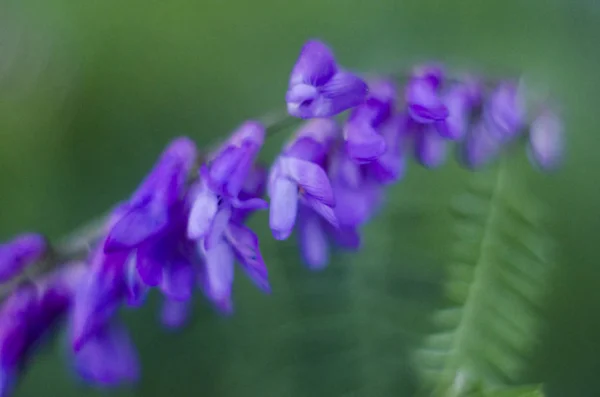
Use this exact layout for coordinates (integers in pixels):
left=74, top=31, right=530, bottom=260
left=415, top=162, right=555, bottom=397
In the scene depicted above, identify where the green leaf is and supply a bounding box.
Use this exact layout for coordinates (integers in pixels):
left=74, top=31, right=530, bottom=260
left=414, top=162, right=555, bottom=397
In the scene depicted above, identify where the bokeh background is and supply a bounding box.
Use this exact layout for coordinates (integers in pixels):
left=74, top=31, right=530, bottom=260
left=1, top=0, right=599, bottom=396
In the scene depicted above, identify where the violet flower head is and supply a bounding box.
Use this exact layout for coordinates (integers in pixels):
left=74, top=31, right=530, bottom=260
left=484, top=81, right=526, bottom=139
left=528, top=109, right=564, bottom=170
left=344, top=79, right=397, bottom=163
left=0, top=233, right=47, bottom=283
left=406, top=65, right=449, bottom=127
left=105, top=137, right=197, bottom=253
left=269, top=119, right=338, bottom=240
left=286, top=40, right=368, bottom=118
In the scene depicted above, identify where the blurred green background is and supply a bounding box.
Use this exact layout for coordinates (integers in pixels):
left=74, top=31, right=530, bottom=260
left=1, top=0, right=599, bottom=396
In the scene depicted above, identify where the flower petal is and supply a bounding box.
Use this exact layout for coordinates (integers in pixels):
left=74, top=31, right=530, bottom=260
left=528, top=110, right=563, bottom=171
left=160, top=299, right=190, bottom=330
left=0, top=233, right=47, bottom=283
left=187, top=187, right=219, bottom=240
left=204, top=204, right=232, bottom=251
left=199, top=240, right=235, bottom=313
left=415, top=128, right=447, bottom=168
left=461, top=122, right=502, bottom=169
left=297, top=207, right=329, bottom=270
left=208, top=146, right=245, bottom=190
left=159, top=258, right=195, bottom=302
left=289, top=39, right=337, bottom=87
left=104, top=201, right=169, bottom=252
left=124, top=256, right=147, bottom=307
left=278, top=157, right=334, bottom=206
left=320, top=71, right=369, bottom=114
left=344, top=121, right=387, bottom=163
left=73, top=322, right=139, bottom=386
left=406, top=78, right=448, bottom=123
left=331, top=226, right=361, bottom=250
left=226, top=223, right=270, bottom=292
left=303, top=196, right=338, bottom=228
left=269, top=176, right=299, bottom=240
left=135, top=243, right=164, bottom=287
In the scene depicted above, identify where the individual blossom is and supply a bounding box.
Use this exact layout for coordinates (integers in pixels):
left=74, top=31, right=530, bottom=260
left=484, top=81, right=525, bottom=140
left=286, top=40, right=368, bottom=119
left=528, top=109, right=564, bottom=170
left=344, top=79, right=396, bottom=163
left=194, top=165, right=270, bottom=313
left=461, top=121, right=504, bottom=169
left=0, top=233, right=47, bottom=282
left=104, top=137, right=197, bottom=253
left=442, top=79, right=483, bottom=140
left=268, top=119, right=338, bottom=240
left=405, top=64, right=449, bottom=134
left=205, top=121, right=265, bottom=197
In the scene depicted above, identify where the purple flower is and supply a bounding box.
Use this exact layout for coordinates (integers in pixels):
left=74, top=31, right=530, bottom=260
left=286, top=40, right=368, bottom=118
left=442, top=82, right=482, bottom=141
left=105, top=137, right=197, bottom=253
left=484, top=81, right=525, bottom=139
left=406, top=65, right=449, bottom=127
left=528, top=109, right=564, bottom=170
left=269, top=120, right=338, bottom=240
left=414, top=124, right=448, bottom=168
left=343, top=79, right=397, bottom=163
left=365, top=114, right=410, bottom=183
left=206, top=121, right=265, bottom=197
left=0, top=233, right=47, bottom=282
left=461, top=121, right=503, bottom=169
left=192, top=165, right=270, bottom=313
left=328, top=147, right=384, bottom=227
left=412, top=64, right=445, bottom=89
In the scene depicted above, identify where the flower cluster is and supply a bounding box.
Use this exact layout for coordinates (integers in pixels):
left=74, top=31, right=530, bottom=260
left=0, top=39, right=563, bottom=395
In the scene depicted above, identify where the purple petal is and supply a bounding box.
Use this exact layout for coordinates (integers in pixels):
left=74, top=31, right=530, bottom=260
left=415, top=128, right=447, bottom=168
left=285, top=137, right=329, bottom=164
left=238, top=165, right=267, bottom=200
left=199, top=240, right=235, bottom=313
left=331, top=226, right=361, bottom=250
left=344, top=121, right=387, bottom=163
left=528, top=110, right=564, bottom=170
left=0, top=285, right=38, bottom=368
left=204, top=204, right=232, bottom=251
left=131, top=137, right=197, bottom=207
left=370, top=116, right=407, bottom=183
left=319, top=71, right=369, bottom=114
left=0, top=233, right=47, bottom=282
left=484, top=81, right=525, bottom=139
left=187, top=185, right=219, bottom=240
left=135, top=244, right=164, bottom=287
left=462, top=122, right=502, bottom=169
left=269, top=176, right=298, bottom=240
left=289, top=40, right=337, bottom=87
left=294, top=118, right=340, bottom=148
left=442, top=86, right=470, bottom=140
left=297, top=207, right=329, bottom=270
left=73, top=322, right=139, bottom=386
left=104, top=201, right=169, bottom=252
left=208, top=146, right=245, bottom=189
left=268, top=176, right=298, bottom=240
left=278, top=157, right=334, bottom=206
left=226, top=223, right=270, bottom=292
left=406, top=78, right=449, bottom=123
left=413, top=64, right=445, bottom=89
left=159, top=258, right=195, bottom=302
left=160, top=299, right=190, bottom=330
left=124, top=256, right=147, bottom=307
left=303, top=196, right=338, bottom=228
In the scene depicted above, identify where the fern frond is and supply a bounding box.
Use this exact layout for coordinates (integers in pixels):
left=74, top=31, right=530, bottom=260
left=414, top=161, right=555, bottom=397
